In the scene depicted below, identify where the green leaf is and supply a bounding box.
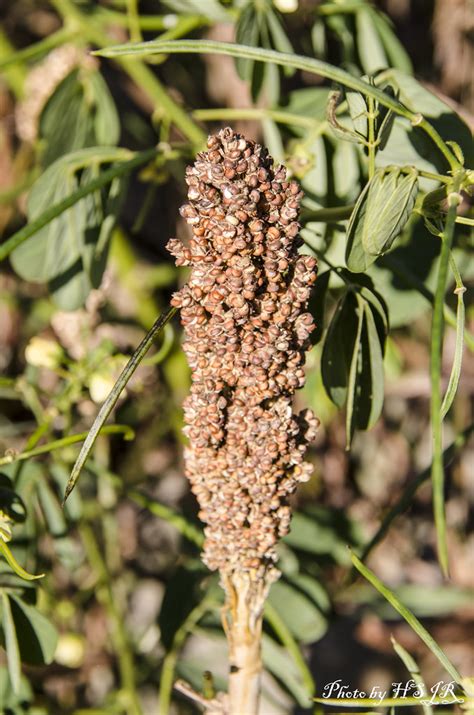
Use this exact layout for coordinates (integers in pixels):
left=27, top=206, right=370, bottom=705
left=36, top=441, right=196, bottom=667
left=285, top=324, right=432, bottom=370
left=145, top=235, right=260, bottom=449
left=308, top=270, right=330, bottom=345
left=345, top=166, right=418, bottom=272
left=0, top=541, right=44, bottom=581
left=37, top=480, right=66, bottom=537
left=356, top=9, right=387, bottom=75
left=0, top=665, right=33, bottom=710
left=322, top=286, right=387, bottom=441
left=284, top=506, right=362, bottom=563
left=39, top=69, right=120, bottom=167
left=266, top=9, right=294, bottom=76
left=262, top=634, right=311, bottom=707
left=321, top=291, right=358, bottom=408
left=440, top=282, right=465, bottom=418
left=1, top=593, right=21, bottom=694
left=346, top=90, right=368, bottom=139
left=9, top=594, right=58, bottom=666
left=351, top=552, right=463, bottom=686
left=371, top=12, right=413, bottom=74
left=267, top=574, right=328, bottom=644
left=235, top=2, right=260, bottom=82
left=10, top=149, right=127, bottom=310
left=161, top=0, right=229, bottom=22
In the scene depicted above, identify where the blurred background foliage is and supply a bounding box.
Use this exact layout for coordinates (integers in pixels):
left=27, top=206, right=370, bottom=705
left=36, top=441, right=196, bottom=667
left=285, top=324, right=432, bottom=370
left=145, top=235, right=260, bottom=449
left=0, top=0, right=473, bottom=713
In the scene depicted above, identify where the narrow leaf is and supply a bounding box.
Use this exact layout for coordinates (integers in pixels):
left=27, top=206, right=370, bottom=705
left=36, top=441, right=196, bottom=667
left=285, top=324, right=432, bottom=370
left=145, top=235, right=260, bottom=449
left=391, top=636, right=433, bottom=715
left=1, top=593, right=21, bottom=694
left=64, top=307, right=176, bottom=502
left=351, top=552, right=463, bottom=686
left=0, top=541, right=44, bottom=581
left=440, top=286, right=465, bottom=418
left=345, top=293, right=365, bottom=447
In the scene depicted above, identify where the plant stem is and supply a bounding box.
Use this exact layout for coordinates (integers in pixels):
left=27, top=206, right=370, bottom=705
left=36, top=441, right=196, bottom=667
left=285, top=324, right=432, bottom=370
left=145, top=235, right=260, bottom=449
left=80, top=523, right=142, bottom=715
left=95, top=39, right=462, bottom=171
left=0, top=148, right=156, bottom=261
left=0, top=424, right=133, bottom=466
left=50, top=0, right=205, bottom=146
left=0, top=25, right=78, bottom=70
left=430, top=173, right=463, bottom=576
left=367, top=94, right=376, bottom=179
left=222, top=573, right=268, bottom=715
left=193, top=107, right=317, bottom=129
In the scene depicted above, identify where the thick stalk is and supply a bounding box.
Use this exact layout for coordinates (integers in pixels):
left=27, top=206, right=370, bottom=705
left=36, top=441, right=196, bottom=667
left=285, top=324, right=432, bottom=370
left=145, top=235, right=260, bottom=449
left=223, top=573, right=268, bottom=715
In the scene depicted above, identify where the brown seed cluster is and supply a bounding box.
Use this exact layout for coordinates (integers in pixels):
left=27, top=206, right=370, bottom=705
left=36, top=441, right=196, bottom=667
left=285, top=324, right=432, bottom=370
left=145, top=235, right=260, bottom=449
left=168, top=128, right=319, bottom=581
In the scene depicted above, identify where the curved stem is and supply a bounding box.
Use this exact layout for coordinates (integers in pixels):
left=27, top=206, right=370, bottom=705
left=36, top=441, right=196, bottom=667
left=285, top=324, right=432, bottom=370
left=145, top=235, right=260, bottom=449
left=430, top=172, right=463, bottom=576
left=95, top=39, right=462, bottom=172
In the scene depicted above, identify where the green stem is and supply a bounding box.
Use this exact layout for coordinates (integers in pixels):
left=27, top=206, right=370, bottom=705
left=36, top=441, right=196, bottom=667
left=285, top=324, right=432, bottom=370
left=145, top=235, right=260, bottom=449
left=94, top=39, right=461, bottom=171
left=367, top=94, right=376, bottom=179
left=0, top=148, right=157, bottom=261
left=50, top=0, right=205, bottom=146
left=129, top=491, right=204, bottom=548
left=381, top=255, right=474, bottom=352
left=158, top=597, right=217, bottom=714
left=302, top=204, right=354, bottom=222
left=193, top=107, right=317, bottom=129
left=80, top=524, right=142, bottom=715
left=0, top=26, right=78, bottom=70
left=0, top=425, right=134, bottom=467
left=430, top=173, right=463, bottom=576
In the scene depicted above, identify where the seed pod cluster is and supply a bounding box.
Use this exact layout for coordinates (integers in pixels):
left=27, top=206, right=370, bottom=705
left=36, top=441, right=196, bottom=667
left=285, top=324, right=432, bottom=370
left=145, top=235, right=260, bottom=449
left=168, top=128, right=319, bottom=582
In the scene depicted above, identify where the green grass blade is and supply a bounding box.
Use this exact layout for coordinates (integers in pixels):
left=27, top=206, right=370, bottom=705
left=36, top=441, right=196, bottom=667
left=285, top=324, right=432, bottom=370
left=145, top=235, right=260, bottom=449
left=0, top=148, right=157, bottom=261
left=351, top=552, right=463, bottom=686
left=429, top=175, right=463, bottom=575
left=1, top=593, right=21, bottom=693
left=93, top=39, right=460, bottom=170
left=0, top=425, right=134, bottom=467
left=440, top=285, right=465, bottom=419
left=63, top=307, right=176, bottom=503
left=391, top=636, right=432, bottom=715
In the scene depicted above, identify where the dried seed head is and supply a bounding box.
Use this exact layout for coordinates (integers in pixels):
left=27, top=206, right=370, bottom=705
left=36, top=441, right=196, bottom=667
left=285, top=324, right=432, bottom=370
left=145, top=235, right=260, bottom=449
left=168, top=128, right=319, bottom=583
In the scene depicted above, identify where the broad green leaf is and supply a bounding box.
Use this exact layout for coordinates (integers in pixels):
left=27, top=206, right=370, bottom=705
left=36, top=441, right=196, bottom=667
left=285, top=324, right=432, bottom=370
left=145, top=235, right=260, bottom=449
left=10, top=149, right=127, bottom=310
left=311, top=19, right=326, bottom=58
left=377, top=71, right=473, bottom=172
left=267, top=575, right=328, bottom=644
left=356, top=9, right=387, bottom=75
left=1, top=592, right=21, bottom=694
left=0, top=665, right=33, bottom=710
left=9, top=594, right=58, bottom=665
left=308, top=270, right=330, bottom=345
left=37, top=480, right=66, bottom=537
left=346, top=90, right=368, bottom=139
left=161, top=0, right=229, bottom=22
left=262, top=634, right=311, bottom=707
left=322, top=286, right=387, bottom=440
left=39, top=69, right=120, bottom=167
left=284, top=506, right=362, bottom=563
left=371, top=12, right=413, bottom=74
left=235, top=2, right=260, bottom=82
left=345, top=166, right=418, bottom=272
left=266, top=9, right=294, bottom=76
left=321, top=291, right=358, bottom=408
left=332, top=137, right=362, bottom=203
